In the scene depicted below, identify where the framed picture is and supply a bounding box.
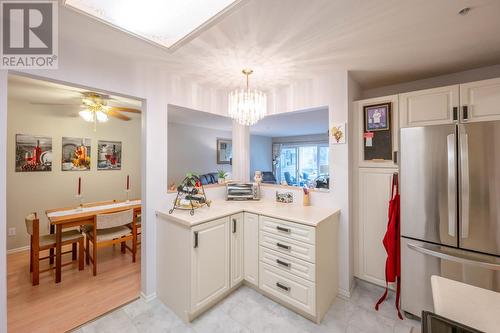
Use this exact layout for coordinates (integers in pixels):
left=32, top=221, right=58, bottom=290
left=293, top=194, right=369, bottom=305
left=97, top=140, right=122, bottom=170
left=15, top=134, right=52, bottom=172
left=364, top=103, right=391, bottom=131
left=217, top=138, right=232, bottom=165
left=331, top=122, right=346, bottom=144
left=62, top=137, right=91, bottom=171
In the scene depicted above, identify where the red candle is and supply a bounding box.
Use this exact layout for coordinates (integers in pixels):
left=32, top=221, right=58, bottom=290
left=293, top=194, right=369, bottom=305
left=78, top=177, right=81, bottom=195
left=126, top=175, right=130, bottom=190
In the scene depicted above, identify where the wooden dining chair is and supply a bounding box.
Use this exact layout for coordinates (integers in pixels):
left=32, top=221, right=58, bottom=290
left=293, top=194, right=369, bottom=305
left=84, top=209, right=137, bottom=276
left=127, top=213, right=141, bottom=246
left=25, top=212, right=84, bottom=286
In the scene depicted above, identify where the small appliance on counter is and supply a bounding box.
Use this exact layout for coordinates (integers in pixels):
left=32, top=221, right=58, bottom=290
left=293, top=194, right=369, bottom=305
left=226, top=183, right=260, bottom=201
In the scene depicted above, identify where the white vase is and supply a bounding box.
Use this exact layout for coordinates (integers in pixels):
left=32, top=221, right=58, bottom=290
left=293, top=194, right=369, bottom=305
left=218, top=178, right=225, bottom=184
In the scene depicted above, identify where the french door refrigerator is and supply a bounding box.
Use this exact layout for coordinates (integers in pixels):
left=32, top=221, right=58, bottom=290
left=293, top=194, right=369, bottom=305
left=400, top=120, right=500, bottom=318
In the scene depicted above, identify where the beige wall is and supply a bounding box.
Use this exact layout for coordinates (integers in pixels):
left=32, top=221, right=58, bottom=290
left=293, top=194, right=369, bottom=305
left=7, top=99, right=141, bottom=250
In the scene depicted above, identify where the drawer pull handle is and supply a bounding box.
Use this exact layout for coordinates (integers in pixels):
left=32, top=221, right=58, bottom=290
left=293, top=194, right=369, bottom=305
left=194, top=231, right=199, bottom=248
left=276, top=226, right=291, bottom=233
left=276, top=282, right=290, bottom=292
left=276, top=259, right=290, bottom=268
left=276, top=243, right=291, bottom=250
left=232, top=219, right=237, bottom=233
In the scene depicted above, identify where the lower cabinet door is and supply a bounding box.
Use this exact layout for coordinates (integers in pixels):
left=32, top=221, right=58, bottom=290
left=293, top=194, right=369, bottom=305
left=191, top=217, right=230, bottom=313
left=243, top=212, right=259, bottom=286
left=230, top=213, right=244, bottom=287
left=260, top=263, right=315, bottom=316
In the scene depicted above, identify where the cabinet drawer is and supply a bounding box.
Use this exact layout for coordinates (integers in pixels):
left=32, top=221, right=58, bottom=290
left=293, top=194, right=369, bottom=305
left=260, top=231, right=315, bottom=263
left=260, top=216, right=315, bottom=245
left=260, top=246, right=315, bottom=282
left=259, top=263, right=315, bottom=316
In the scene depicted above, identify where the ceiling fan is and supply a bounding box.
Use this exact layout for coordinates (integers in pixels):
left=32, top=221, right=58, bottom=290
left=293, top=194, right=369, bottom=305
left=31, top=91, right=141, bottom=131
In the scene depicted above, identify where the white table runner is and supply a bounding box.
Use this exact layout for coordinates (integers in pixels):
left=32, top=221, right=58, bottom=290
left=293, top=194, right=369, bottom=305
left=47, top=200, right=141, bottom=218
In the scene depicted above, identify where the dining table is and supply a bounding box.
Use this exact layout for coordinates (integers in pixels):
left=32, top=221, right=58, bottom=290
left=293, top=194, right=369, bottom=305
left=45, top=199, right=142, bottom=283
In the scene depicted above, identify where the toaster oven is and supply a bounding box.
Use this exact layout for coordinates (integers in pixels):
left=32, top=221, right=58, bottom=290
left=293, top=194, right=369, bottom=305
left=225, top=183, right=260, bottom=201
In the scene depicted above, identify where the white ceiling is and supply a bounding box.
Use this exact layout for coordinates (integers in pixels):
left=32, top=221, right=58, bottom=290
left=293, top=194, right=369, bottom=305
left=8, top=75, right=142, bottom=120
left=58, top=0, right=500, bottom=90
left=168, top=104, right=328, bottom=137
left=250, top=108, right=328, bottom=137
left=168, top=105, right=232, bottom=132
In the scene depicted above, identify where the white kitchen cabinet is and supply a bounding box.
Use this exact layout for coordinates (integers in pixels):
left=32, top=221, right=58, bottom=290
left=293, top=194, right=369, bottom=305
left=191, top=217, right=230, bottom=314
left=460, top=77, right=500, bottom=122
left=243, top=212, right=259, bottom=286
left=355, top=168, right=396, bottom=287
left=230, top=213, right=244, bottom=287
left=399, top=85, right=459, bottom=128
left=157, top=207, right=339, bottom=324
left=355, top=95, right=399, bottom=168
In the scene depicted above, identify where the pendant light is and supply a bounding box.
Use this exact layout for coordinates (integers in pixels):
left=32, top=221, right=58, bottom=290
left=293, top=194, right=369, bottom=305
left=228, top=69, right=267, bottom=126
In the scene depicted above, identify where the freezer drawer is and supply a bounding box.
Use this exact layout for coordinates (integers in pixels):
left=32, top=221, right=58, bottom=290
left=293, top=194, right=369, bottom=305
left=401, top=238, right=500, bottom=318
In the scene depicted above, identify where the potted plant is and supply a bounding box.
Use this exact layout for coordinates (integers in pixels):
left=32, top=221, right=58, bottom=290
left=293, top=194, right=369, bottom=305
left=217, top=169, right=227, bottom=184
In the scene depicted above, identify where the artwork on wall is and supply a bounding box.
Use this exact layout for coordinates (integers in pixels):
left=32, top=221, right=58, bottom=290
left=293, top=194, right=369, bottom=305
left=364, top=103, right=390, bottom=131
left=97, top=140, right=122, bottom=170
left=363, top=102, right=393, bottom=161
left=331, top=122, right=346, bottom=144
left=217, top=138, right=232, bottom=165
left=15, top=134, right=53, bottom=172
left=62, top=137, right=91, bottom=171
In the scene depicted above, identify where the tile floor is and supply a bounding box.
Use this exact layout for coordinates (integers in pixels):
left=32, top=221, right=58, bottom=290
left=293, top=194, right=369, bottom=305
left=74, top=279, right=421, bottom=333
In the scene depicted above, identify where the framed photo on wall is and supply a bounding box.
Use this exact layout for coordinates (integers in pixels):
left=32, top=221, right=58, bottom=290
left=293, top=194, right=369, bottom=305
left=364, top=103, right=391, bottom=131
left=62, top=137, right=91, bottom=171
left=15, top=134, right=52, bottom=172
left=217, top=138, right=232, bottom=165
left=97, top=140, right=122, bottom=170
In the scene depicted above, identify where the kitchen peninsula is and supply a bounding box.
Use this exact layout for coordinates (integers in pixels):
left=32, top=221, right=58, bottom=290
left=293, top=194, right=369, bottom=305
left=156, top=200, right=340, bottom=323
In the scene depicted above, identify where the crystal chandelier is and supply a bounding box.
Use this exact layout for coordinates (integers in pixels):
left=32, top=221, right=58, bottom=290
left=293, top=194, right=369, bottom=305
left=228, top=69, right=267, bottom=126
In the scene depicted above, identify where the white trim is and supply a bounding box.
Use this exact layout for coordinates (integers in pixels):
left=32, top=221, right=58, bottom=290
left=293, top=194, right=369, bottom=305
left=7, top=245, right=30, bottom=255
left=337, top=279, right=356, bottom=300
left=140, top=291, right=157, bottom=303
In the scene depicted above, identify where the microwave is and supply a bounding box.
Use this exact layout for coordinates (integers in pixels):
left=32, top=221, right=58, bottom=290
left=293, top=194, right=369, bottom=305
left=226, top=183, right=260, bottom=201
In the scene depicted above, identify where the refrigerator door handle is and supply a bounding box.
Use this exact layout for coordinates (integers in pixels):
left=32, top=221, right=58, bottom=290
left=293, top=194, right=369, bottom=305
left=446, top=134, right=457, bottom=237
left=460, top=131, right=470, bottom=239
left=407, top=243, right=500, bottom=271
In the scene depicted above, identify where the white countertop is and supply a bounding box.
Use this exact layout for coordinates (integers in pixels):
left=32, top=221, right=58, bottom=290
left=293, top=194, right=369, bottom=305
left=431, top=275, right=500, bottom=332
left=156, top=200, right=340, bottom=227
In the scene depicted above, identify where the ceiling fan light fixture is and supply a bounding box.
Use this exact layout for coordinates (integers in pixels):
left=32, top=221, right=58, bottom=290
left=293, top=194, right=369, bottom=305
left=228, top=69, right=267, bottom=126
left=96, top=110, right=109, bottom=122
left=79, top=109, right=94, bottom=122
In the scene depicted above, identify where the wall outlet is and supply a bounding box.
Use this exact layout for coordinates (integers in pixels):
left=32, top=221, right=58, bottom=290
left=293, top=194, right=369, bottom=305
left=8, top=227, right=16, bottom=236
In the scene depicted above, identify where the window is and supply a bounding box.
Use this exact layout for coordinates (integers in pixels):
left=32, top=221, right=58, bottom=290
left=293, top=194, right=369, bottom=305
left=276, top=143, right=329, bottom=187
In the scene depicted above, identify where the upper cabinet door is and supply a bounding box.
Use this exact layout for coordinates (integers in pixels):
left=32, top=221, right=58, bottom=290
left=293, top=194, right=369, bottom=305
left=399, top=85, right=459, bottom=128
left=460, top=77, right=500, bottom=123
left=230, top=213, right=244, bottom=288
left=191, top=217, right=230, bottom=313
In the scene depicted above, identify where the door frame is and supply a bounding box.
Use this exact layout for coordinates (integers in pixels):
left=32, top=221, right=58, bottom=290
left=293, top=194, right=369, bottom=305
left=0, top=70, right=149, bottom=333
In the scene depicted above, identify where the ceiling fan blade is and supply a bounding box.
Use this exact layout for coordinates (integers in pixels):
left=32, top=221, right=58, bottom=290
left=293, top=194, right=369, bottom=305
left=107, top=110, right=131, bottom=121
left=109, top=107, right=141, bottom=113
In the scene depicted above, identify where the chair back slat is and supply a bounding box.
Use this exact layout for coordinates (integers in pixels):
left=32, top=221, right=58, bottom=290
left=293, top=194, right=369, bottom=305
left=25, top=213, right=37, bottom=235
left=96, top=209, right=133, bottom=229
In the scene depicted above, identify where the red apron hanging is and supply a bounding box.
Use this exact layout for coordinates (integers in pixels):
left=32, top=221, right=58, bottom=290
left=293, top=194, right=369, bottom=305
left=375, top=173, right=403, bottom=320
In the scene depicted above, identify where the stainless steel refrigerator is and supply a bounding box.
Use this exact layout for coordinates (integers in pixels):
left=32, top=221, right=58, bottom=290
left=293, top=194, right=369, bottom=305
left=400, top=121, right=500, bottom=318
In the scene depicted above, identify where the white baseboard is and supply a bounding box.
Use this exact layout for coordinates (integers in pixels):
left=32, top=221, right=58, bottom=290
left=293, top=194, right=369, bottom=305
left=140, top=291, right=157, bottom=302
left=7, top=245, right=29, bottom=254
left=338, top=280, right=356, bottom=300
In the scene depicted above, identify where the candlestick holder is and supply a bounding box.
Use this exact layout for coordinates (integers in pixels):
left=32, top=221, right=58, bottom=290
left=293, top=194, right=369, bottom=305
left=125, top=189, right=130, bottom=203
left=75, top=194, right=83, bottom=211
